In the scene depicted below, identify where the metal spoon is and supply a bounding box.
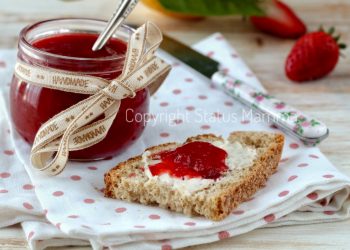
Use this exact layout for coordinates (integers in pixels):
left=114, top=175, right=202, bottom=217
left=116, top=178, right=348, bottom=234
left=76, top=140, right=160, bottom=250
left=92, top=0, right=139, bottom=51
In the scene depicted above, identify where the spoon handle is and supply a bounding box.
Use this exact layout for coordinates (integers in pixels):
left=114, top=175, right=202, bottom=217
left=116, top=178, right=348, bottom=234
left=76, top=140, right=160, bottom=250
left=92, top=0, right=139, bottom=51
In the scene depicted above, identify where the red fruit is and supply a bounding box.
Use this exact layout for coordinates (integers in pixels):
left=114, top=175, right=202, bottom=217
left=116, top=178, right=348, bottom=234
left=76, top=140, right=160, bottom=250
left=285, top=29, right=345, bottom=82
left=250, top=0, right=306, bottom=39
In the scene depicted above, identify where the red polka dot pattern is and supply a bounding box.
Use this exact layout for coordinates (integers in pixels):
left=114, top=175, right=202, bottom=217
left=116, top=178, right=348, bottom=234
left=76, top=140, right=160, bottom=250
left=149, top=214, right=160, bottom=220
left=161, top=244, right=172, bottom=250
left=68, top=215, right=79, bottom=219
left=23, top=184, right=34, bottom=190
left=278, top=190, right=289, bottom=197
left=3, top=150, right=14, bottom=155
left=319, top=199, right=327, bottom=207
left=173, top=119, right=183, bottom=125
left=184, top=222, right=196, bottom=226
left=200, top=125, right=210, bottom=130
left=160, top=132, right=169, bottom=138
left=309, top=154, right=319, bottom=159
left=218, top=231, right=230, bottom=240
left=213, top=112, right=222, bottom=118
left=323, top=174, right=334, bottom=179
left=288, top=175, right=298, bottom=182
left=209, top=84, right=217, bottom=89
left=28, top=231, right=34, bottom=240
left=232, top=210, right=245, bottom=215
left=307, top=192, right=318, bottom=200
left=70, top=175, right=81, bottom=181
left=206, top=51, right=214, bottom=57
left=115, top=207, right=127, bottom=213
left=84, top=198, right=95, bottom=204
left=134, top=225, right=145, bottom=228
left=224, top=101, right=233, bottom=106
left=172, top=89, right=181, bottom=95
left=3, top=36, right=345, bottom=245
left=263, top=214, right=275, bottom=223
left=52, top=191, right=64, bottom=197
left=289, top=143, right=299, bottom=149
left=23, top=202, right=33, bottom=210
left=0, top=172, right=11, bottom=178
left=270, top=124, right=278, bottom=129
left=222, top=68, right=229, bottom=74
left=297, top=163, right=309, bottom=167
left=159, top=102, right=169, bottom=107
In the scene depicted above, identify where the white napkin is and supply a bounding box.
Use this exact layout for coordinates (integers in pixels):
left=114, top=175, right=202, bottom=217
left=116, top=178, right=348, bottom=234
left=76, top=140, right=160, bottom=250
left=0, top=34, right=349, bottom=250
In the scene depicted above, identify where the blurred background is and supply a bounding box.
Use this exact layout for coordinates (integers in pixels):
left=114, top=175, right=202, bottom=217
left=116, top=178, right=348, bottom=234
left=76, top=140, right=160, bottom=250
left=0, top=0, right=349, bottom=87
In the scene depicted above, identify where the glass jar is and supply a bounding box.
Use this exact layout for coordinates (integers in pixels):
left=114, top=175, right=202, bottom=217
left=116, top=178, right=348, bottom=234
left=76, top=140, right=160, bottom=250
left=10, top=18, right=150, bottom=160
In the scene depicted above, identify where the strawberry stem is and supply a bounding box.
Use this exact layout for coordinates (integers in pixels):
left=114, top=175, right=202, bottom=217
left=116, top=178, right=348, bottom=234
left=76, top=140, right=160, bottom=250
left=339, top=43, right=347, bottom=49
left=328, top=27, right=335, bottom=35
left=334, top=35, right=341, bottom=42
left=318, top=26, right=347, bottom=50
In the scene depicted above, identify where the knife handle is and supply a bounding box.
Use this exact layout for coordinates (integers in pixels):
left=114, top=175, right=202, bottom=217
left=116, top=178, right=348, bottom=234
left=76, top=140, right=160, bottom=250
left=211, top=72, right=328, bottom=145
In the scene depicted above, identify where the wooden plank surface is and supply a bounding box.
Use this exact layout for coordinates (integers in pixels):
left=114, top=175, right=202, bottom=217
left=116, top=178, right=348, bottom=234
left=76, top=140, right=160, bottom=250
left=1, top=0, right=350, bottom=249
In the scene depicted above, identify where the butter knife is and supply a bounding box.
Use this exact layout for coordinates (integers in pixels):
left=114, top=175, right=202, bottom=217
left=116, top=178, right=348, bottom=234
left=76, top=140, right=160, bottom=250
left=160, top=35, right=329, bottom=145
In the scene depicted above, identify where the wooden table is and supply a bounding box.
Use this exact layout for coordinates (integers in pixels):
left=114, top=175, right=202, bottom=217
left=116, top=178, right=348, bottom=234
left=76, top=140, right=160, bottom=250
left=1, top=0, right=349, bottom=249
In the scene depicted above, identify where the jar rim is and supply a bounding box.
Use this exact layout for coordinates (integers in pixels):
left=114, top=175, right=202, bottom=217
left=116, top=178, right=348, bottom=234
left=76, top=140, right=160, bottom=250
left=19, top=18, right=134, bottom=62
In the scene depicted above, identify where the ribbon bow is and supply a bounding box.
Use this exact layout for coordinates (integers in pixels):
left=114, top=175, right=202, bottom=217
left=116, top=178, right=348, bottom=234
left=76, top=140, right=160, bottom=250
left=14, top=22, right=171, bottom=175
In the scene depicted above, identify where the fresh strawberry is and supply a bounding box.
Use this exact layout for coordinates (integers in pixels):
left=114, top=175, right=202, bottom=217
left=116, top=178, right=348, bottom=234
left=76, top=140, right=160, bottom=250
left=250, top=0, right=306, bottom=39
left=285, top=27, right=346, bottom=82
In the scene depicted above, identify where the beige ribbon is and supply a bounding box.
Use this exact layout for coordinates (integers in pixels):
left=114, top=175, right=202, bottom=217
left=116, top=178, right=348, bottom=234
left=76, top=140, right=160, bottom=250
left=14, top=22, right=171, bottom=175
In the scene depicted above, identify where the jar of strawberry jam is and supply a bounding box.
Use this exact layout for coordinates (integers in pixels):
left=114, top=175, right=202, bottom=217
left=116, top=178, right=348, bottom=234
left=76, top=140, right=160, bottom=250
left=10, top=18, right=150, bottom=160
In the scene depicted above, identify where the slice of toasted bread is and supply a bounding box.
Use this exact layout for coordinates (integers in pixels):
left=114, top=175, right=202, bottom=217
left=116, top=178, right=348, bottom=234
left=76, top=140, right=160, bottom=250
left=104, top=131, right=284, bottom=221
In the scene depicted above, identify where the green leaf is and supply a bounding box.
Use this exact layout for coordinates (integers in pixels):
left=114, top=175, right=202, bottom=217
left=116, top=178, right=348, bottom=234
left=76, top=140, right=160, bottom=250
left=298, top=127, right=304, bottom=135
left=328, top=27, right=335, bottom=35
left=334, top=35, right=341, bottom=42
left=311, top=119, right=320, bottom=126
left=158, top=0, right=266, bottom=16
left=280, top=112, right=289, bottom=120
left=297, top=116, right=306, bottom=123
left=339, top=43, right=347, bottom=49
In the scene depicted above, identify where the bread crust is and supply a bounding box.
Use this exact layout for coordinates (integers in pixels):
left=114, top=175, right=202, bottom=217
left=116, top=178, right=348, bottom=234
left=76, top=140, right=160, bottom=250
left=104, top=131, right=284, bottom=221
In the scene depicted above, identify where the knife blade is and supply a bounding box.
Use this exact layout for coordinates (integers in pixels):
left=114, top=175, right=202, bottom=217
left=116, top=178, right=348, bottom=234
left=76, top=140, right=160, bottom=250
left=160, top=35, right=329, bottom=145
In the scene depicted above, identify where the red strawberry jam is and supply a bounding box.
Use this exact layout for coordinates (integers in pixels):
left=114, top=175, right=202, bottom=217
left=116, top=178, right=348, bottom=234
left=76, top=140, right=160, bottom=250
left=10, top=20, right=150, bottom=160
left=149, top=142, right=228, bottom=180
left=33, top=33, right=127, bottom=58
